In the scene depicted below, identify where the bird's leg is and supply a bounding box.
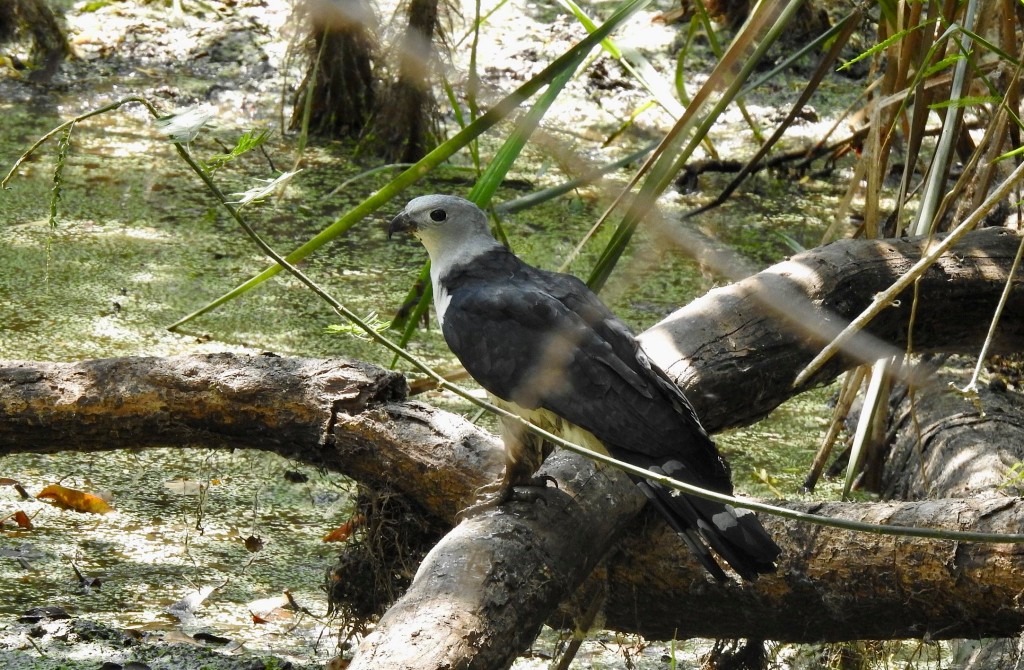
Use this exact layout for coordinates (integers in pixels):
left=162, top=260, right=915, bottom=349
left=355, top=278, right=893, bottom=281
left=457, top=419, right=554, bottom=520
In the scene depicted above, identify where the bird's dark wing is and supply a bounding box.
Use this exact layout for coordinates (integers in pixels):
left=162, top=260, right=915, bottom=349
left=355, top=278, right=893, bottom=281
left=541, top=269, right=713, bottom=437
left=441, top=262, right=731, bottom=492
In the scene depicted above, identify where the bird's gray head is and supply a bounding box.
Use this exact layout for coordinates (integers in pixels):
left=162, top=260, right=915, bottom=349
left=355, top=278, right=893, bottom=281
left=388, top=195, right=500, bottom=263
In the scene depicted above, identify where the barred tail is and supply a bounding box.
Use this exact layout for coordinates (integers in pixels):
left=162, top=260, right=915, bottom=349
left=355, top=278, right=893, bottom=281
left=637, top=479, right=780, bottom=581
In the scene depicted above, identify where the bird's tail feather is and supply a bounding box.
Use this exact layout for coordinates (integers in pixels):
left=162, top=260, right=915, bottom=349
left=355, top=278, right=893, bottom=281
left=637, top=479, right=780, bottom=581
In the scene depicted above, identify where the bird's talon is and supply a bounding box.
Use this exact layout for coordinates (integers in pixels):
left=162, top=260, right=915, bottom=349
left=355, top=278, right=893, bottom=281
left=536, top=475, right=559, bottom=490
left=507, top=485, right=549, bottom=506
left=456, top=475, right=557, bottom=520
left=456, top=484, right=510, bottom=521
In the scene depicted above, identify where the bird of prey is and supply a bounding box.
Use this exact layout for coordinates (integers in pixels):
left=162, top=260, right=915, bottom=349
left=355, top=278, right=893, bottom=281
left=388, top=194, right=780, bottom=580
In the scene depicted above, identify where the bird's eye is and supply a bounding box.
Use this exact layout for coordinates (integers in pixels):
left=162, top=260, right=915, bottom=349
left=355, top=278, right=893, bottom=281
left=429, top=209, right=447, bottom=222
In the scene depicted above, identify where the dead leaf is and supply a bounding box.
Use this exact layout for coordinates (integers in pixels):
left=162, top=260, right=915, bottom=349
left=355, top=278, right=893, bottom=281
left=322, top=514, right=365, bottom=542
left=70, top=560, right=102, bottom=590
left=242, top=535, right=264, bottom=553
left=36, top=484, right=114, bottom=514
left=247, top=593, right=293, bottom=623
left=1, top=478, right=30, bottom=499
left=0, top=510, right=33, bottom=530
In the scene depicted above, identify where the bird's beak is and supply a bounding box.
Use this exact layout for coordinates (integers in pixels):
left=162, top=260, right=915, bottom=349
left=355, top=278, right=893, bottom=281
left=388, top=212, right=415, bottom=239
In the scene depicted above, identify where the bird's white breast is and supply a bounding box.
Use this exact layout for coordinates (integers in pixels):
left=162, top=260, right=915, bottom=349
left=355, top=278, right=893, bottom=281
left=433, top=280, right=452, bottom=328
left=423, top=233, right=501, bottom=329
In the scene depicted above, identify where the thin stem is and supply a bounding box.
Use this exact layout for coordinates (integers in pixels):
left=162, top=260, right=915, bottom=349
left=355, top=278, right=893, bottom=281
left=960, top=228, right=1024, bottom=392
left=3, top=96, right=159, bottom=189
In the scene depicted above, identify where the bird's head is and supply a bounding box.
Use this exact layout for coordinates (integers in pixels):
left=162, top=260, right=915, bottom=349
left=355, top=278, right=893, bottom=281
left=388, top=195, right=498, bottom=262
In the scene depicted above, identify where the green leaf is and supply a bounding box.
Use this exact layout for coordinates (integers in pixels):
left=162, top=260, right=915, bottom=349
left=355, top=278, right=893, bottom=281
left=204, top=129, right=272, bottom=172
left=928, top=95, right=1003, bottom=110
left=326, top=311, right=391, bottom=341
left=838, top=19, right=938, bottom=71
left=81, top=0, right=112, bottom=11
left=557, top=0, right=685, bottom=118
left=49, top=121, right=74, bottom=229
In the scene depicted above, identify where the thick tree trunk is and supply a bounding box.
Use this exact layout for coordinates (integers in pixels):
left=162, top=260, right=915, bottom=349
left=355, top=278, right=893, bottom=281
left=364, top=0, right=439, bottom=161
left=0, top=354, right=405, bottom=464
left=602, top=499, right=1024, bottom=642
left=290, top=0, right=377, bottom=138
left=0, top=0, right=70, bottom=81
left=350, top=486, right=1024, bottom=668
left=1, top=228, right=1023, bottom=663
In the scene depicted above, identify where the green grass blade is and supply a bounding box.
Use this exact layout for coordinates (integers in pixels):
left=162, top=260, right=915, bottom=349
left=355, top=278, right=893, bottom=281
left=684, top=5, right=862, bottom=219
left=557, top=0, right=685, bottom=118
left=495, top=141, right=657, bottom=214
left=839, top=19, right=938, bottom=72
left=468, top=45, right=586, bottom=207
left=586, top=0, right=805, bottom=291
left=739, top=4, right=863, bottom=97
left=169, top=0, right=652, bottom=331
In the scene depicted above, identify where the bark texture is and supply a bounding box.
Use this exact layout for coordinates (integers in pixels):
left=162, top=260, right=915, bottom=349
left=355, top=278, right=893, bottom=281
left=639, top=226, right=1024, bottom=431
left=881, top=365, right=1024, bottom=669
left=0, top=353, right=405, bottom=467
left=605, top=497, right=1024, bottom=642
left=0, top=354, right=502, bottom=523
left=0, top=0, right=70, bottom=80
left=884, top=365, right=1024, bottom=501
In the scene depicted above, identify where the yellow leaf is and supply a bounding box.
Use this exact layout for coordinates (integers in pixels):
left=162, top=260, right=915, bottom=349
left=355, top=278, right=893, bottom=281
left=36, top=484, right=114, bottom=514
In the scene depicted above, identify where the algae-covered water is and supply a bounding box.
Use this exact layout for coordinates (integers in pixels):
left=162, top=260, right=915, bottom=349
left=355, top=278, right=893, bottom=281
left=0, top=0, right=864, bottom=667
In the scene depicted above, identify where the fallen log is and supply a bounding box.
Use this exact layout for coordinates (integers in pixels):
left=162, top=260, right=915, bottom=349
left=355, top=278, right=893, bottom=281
left=0, top=354, right=501, bottom=523
left=4, top=354, right=1022, bottom=649
left=639, top=226, right=1024, bottom=430
left=1, top=228, right=1023, bottom=663
left=884, top=365, right=1024, bottom=501
left=354, top=493, right=1024, bottom=669
left=882, top=365, right=1024, bottom=668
